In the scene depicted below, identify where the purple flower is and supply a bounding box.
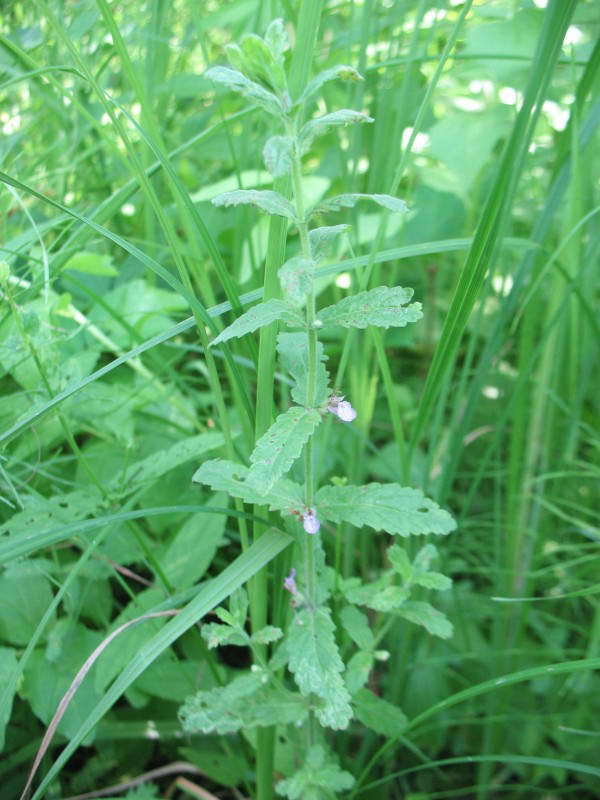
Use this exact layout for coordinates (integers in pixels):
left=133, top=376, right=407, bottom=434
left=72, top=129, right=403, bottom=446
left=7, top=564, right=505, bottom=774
left=283, top=567, right=298, bottom=596
left=327, top=393, right=357, bottom=422
left=302, top=509, right=320, bottom=535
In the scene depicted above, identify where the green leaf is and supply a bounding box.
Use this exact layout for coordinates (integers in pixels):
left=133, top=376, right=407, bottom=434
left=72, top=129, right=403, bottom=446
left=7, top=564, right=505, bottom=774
left=252, top=625, right=284, bottom=646
left=286, top=607, right=352, bottom=729
left=278, top=256, right=315, bottom=307
left=276, top=745, right=354, bottom=799
left=179, top=672, right=307, bottom=735
left=212, top=189, right=297, bottom=220
left=246, top=406, right=322, bottom=493
left=162, top=495, right=227, bottom=588
left=347, top=582, right=410, bottom=612
left=0, top=647, right=18, bottom=750
left=201, top=623, right=248, bottom=649
left=113, top=433, right=225, bottom=493
left=317, top=285, right=423, bottom=330
left=263, top=135, right=294, bottom=177
left=345, top=650, right=374, bottom=694
left=352, top=688, right=407, bottom=738
left=229, top=587, right=249, bottom=626
left=192, top=459, right=304, bottom=514
left=204, top=66, right=283, bottom=117
left=396, top=601, right=454, bottom=639
left=277, top=332, right=330, bottom=407
left=388, top=544, right=452, bottom=591
left=210, top=299, right=303, bottom=347
left=264, top=18, right=289, bottom=62
left=316, top=483, right=457, bottom=536
left=309, top=225, right=350, bottom=261
left=313, top=193, right=409, bottom=215
left=63, top=251, right=117, bottom=276
left=339, top=606, right=374, bottom=651
left=239, top=32, right=285, bottom=91
left=0, top=562, right=55, bottom=645
left=299, top=65, right=364, bottom=105
left=299, top=109, right=373, bottom=152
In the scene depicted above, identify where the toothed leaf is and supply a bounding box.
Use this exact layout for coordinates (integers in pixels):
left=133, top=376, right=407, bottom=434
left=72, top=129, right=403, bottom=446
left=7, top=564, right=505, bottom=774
left=210, top=299, right=302, bottom=347
left=204, top=66, right=283, bottom=117
left=313, top=192, right=409, bottom=215
left=277, top=332, right=330, bottom=407
left=316, top=483, right=457, bottom=536
left=212, top=189, right=297, bottom=220
left=318, top=285, right=422, bottom=329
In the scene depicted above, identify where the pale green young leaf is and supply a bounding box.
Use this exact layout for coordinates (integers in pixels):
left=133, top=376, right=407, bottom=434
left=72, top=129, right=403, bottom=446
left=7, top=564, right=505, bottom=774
left=246, top=406, right=322, bottom=493
left=352, top=688, right=407, bottom=737
left=229, top=587, right=249, bottom=626
left=263, top=135, right=294, bottom=177
left=317, top=285, right=423, bottom=330
left=179, top=673, right=307, bottom=735
left=387, top=545, right=413, bottom=583
left=214, top=607, right=236, bottom=626
left=313, top=192, right=409, bottom=215
left=309, top=224, right=350, bottom=262
left=277, top=332, right=330, bottom=407
left=204, top=66, right=283, bottom=117
left=339, top=605, right=374, bottom=651
left=286, top=607, right=352, bottom=729
left=278, top=256, right=315, bottom=307
left=316, top=483, right=457, bottom=536
left=224, top=43, right=246, bottom=73
left=299, top=65, right=364, bottom=105
left=240, top=33, right=286, bottom=91
left=345, top=650, right=374, bottom=694
left=276, top=745, right=354, bottom=800
left=210, top=299, right=303, bottom=347
left=299, top=109, right=373, bottom=152
left=252, top=625, right=284, bottom=646
left=192, top=459, right=304, bottom=514
left=264, top=19, right=289, bottom=62
left=396, top=601, right=454, bottom=639
left=212, top=189, right=297, bottom=220
left=201, top=623, right=248, bottom=649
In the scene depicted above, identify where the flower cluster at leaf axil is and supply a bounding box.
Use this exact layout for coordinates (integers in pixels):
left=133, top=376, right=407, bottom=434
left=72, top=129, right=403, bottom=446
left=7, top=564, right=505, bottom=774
left=183, top=17, right=457, bottom=797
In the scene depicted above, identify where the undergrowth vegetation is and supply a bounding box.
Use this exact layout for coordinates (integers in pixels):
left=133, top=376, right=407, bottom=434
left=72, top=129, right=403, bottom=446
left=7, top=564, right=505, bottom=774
left=0, top=1, right=599, bottom=799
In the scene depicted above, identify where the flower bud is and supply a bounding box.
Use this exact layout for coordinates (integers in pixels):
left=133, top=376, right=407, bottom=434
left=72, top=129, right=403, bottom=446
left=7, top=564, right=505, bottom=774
left=327, top=393, right=357, bottom=422
left=283, top=567, right=298, bottom=595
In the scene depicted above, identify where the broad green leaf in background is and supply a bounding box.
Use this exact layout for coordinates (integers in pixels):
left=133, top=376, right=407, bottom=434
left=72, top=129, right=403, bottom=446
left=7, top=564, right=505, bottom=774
left=352, top=688, right=407, bottom=738
left=317, top=286, right=423, bottom=329
left=179, top=672, right=307, bottom=735
left=193, top=459, right=304, bottom=514
left=344, top=650, right=374, bottom=694
left=0, top=563, right=55, bottom=645
left=263, top=135, right=294, bottom=177
left=212, top=189, right=297, bottom=220
left=63, top=250, right=118, bottom=276
left=162, top=494, right=227, bottom=588
left=210, top=299, right=303, bottom=347
left=309, top=224, right=350, bottom=261
left=286, top=607, right=352, bottom=729
left=278, top=256, right=315, bottom=307
left=246, top=406, right=322, bottom=492
left=313, top=193, right=409, bottom=215
left=299, top=65, right=364, bottom=105
left=112, top=433, right=225, bottom=493
left=276, top=745, right=354, bottom=799
left=316, top=483, right=456, bottom=536
left=299, top=109, right=374, bottom=152
left=277, top=332, right=330, bottom=407
left=0, top=647, right=18, bottom=750
left=204, top=66, right=283, bottom=116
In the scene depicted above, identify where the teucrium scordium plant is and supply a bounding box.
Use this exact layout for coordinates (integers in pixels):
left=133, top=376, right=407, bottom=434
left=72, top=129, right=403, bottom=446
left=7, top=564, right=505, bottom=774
left=179, top=19, right=457, bottom=796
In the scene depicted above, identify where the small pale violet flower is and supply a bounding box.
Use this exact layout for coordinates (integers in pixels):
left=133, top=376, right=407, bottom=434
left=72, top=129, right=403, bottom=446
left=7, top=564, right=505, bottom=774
left=302, top=509, right=320, bottom=535
left=327, top=393, right=357, bottom=422
left=283, top=567, right=298, bottom=596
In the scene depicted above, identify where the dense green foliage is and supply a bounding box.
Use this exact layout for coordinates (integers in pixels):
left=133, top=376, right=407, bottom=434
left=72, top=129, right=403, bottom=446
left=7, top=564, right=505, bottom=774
left=0, top=1, right=599, bottom=798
